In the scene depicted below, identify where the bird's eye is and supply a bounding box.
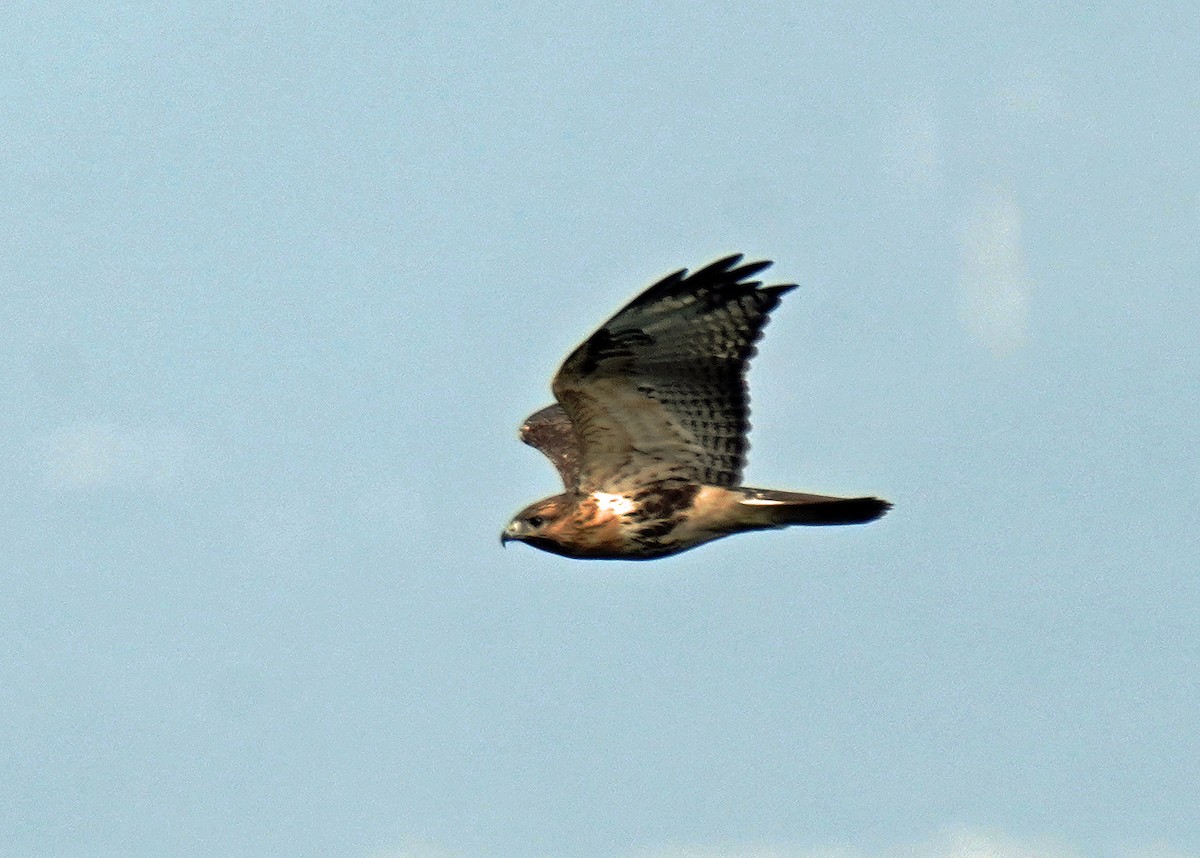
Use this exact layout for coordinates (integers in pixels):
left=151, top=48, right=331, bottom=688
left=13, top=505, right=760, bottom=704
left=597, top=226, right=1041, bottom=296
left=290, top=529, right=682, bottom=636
left=527, top=515, right=544, bottom=528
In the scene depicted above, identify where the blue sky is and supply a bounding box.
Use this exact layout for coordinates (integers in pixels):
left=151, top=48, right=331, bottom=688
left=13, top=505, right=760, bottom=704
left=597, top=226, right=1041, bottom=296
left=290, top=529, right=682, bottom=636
left=2, top=3, right=1198, bottom=857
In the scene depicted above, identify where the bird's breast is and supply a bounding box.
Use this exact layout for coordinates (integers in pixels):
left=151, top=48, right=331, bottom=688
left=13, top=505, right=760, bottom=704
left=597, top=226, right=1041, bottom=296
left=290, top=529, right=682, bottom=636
left=536, top=495, right=627, bottom=558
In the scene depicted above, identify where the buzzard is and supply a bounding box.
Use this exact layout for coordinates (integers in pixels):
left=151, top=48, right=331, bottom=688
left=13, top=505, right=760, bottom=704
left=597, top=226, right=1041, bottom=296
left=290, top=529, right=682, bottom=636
left=501, top=254, right=890, bottom=560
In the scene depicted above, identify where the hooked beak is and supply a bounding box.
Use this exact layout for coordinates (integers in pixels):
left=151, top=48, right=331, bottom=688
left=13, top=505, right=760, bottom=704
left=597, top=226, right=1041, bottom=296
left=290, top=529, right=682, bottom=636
left=500, top=520, right=524, bottom=548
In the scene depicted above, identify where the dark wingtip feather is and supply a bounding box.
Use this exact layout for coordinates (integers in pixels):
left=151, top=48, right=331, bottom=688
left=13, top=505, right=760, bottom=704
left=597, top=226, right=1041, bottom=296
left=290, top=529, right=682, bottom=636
left=651, top=267, right=689, bottom=289
left=700, top=253, right=746, bottom=273
left=727, top=258, right=773, bottom=282
left=637, top=255, right=794, bottom=306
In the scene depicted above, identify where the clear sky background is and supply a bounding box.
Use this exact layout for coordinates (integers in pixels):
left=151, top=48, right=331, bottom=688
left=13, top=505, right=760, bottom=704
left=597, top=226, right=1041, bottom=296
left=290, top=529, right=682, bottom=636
left=2, top=3, right=1198, bottom=858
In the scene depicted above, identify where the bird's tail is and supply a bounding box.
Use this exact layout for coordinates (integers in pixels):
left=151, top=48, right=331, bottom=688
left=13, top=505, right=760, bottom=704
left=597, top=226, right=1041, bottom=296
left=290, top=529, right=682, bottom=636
left=737, top=487, right=891, bottom=527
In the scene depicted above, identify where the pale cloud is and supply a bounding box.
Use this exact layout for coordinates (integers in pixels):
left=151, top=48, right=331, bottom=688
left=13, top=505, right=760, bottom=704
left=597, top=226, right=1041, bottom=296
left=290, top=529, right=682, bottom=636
left=894, top=828, right=1078, bottom=858
left=367, top=843, right=465, bottom=858
left=631, top=829, right=1072, bottom=858
left=958, top=185, right=1031, bottom=356
left=38, top=420, right=222, bottom=491
left=629, top=845, right=807, bottom=858
left=630, top=828, right=1194, bottom=858
left=367, top=829, right=1193, bottom=858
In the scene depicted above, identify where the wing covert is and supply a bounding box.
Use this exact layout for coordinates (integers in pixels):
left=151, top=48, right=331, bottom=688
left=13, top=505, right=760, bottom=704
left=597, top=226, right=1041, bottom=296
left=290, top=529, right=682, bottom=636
left=518, top=403, right=582, bottom=490
left=552, top=254, right=796, bottom=492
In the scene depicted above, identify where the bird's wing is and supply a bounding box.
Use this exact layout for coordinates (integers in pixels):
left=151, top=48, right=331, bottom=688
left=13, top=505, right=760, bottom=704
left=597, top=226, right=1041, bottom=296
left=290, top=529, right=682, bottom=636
left=552, top=254, right=796, bottom=493
left=519, top=403, right=582, bottom=491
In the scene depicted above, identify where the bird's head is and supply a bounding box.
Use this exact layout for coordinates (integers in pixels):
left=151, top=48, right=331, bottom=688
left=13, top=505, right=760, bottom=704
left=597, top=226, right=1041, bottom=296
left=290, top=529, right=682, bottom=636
left=501, top=495, right=571, bottom=552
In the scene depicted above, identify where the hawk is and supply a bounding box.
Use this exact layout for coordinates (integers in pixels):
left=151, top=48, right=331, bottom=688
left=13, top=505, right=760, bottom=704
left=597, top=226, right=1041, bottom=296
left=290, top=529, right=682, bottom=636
left=501, top=254, right=890, bottom=560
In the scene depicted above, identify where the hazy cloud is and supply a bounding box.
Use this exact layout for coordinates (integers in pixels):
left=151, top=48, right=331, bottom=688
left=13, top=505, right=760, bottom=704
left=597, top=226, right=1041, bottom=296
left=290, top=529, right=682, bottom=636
left=958, top=185, right=1031, bottom=356
left=368, top=829, right=1192, bottom=858
left=632, top=829, right=1077, bottom=858
left=38, top=421, right=223, bottom=491
left=632, top=829, right=1194, bottom=858
left=630, top=846, right=805, bottom=858
left=891, top=829, right=1079, bottom=858
left=367, top=844, right=465, bottom=858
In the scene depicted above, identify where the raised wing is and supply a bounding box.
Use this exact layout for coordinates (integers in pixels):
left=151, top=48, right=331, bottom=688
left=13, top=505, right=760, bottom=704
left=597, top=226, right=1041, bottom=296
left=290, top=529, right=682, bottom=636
left=552, top=254, right=796, bottom=493
left=519, top=403, right=582, bottom=490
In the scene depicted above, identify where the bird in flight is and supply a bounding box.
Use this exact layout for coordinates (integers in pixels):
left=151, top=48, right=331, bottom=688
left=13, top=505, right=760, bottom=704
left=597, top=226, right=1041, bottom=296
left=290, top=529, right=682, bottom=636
left=501, top=254, right=890, bottom=560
